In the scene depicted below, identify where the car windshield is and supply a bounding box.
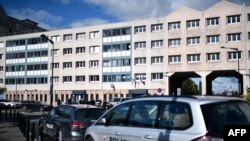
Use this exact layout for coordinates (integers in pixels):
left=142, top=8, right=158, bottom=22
left=201, top=101, right=250, bottom=137
left=75, top=109, right=105, bottom=120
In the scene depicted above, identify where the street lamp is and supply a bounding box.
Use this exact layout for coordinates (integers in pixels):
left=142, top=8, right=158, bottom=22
left=221, top=46, right=241, bottom=96
left=40, top=34, right=54, bottom=106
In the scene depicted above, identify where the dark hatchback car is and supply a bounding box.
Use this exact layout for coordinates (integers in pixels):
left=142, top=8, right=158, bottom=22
left=39, top=104, right=106, bottom=141
left=21, top=100, right=51, bottom=112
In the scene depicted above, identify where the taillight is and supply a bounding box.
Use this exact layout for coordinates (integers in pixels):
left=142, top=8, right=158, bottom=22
left=70, top=121, right=87, bottom=127
left=193, top=135, right=223, bottom=141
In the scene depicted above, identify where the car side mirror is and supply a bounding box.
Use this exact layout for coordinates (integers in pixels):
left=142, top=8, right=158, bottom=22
left=98, top=117, right=108, bottom=126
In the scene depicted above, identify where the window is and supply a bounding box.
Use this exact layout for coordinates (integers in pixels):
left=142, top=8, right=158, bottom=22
left=207, top=53, right=220, bottom=62
left=168, top=22, right=181, bottom=30
left=103, top=60, right=111, bottom=67
left=135, top=73, right=146, bottom=81
left=103, top=44, right=130, bottom=52
left=187, top=19, right=200, bottom=28
left=52, top=76, right=59, bottom=83
left=227, top=33, right=241, bottom=42
left=52, top=63, right=59, bottom=69
left=90, top=60, right=99, bottom=68
left=63, top=34, right=72, bottom=41
left=206, top=17, right=219, bottom=26
left=90, top=31, right=100, bottom=39
left=187, top=54, right=200, bottom=63
left=63, top=48, right=72, bottom=55
left=161, top=103, right=191, bottom=129
left=134, top=41, right=146, bottom=49
left=228, top=51, right=241, bottom=60
left=108, top=103, right=131, bottom=126
left=151, top=40, right=163, bottom=48
left=134, top=26, right=146, bottom=34
left=90, top=46, right=99, bottom=53
left=0, top=66, right=3, bottom=72
left=168, top=38, right=181, bottom=47
left=76, top=47, right=85, bottom=54
left=187, top=37, right=200, bottom=45
left=248, top=32, right=250, bottom=41
left=151, top=73, right=163, bottom=80
left=227, top=15, right=240, bottom=24
left=248, top=13, right=250, bottom=21
left=76, top=61, right=85, bottom=68
left=151, top=56, right=163, bottom=64
left=51, top=35, right=60, bottom=42
left=169, top=55, right=181, bottom=64
left=128, top=101, right=159, bottom=128
left=52, top=49, right=59, bottom=56
left=134, top=57, right=146, bottom=65
left=90, top=75, right=99, bottom=82
left=63, top=62, right=72, bottom=69
left=0, top=54, right=3, bottom=60
left=6, top=39, right=25, bottom=47
left=28, top=51, right=47, bottom=58
left=76, top=32, right=85, bottom=40
left=207, top=35, right=220, bottom=44
left=63, top=76, right=72, bottom=83
left=26, top=77, right=47, bottom=84
left=103, top=74, right=131, bottom=82
left=103, top=28, right=131, bottom=37
left=151, top=24, right=163, bottom=32
left=0, top=42, right=4, bottom=48
left=76, top=76, right=85, bottom=82
left=0, top=79, right=3, bottom=84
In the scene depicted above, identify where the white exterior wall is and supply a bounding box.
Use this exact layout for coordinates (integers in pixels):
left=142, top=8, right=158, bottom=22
left=0, top=1, right=249, bottom=105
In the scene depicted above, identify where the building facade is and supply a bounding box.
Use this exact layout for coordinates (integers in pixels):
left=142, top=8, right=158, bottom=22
left=0, top=1, right=250, bottom=105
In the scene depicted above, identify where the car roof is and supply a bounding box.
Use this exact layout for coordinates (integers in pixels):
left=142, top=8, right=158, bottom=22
left=124, top=95, right=245, bottom=105
left=62, top=104, right=103, bottom=109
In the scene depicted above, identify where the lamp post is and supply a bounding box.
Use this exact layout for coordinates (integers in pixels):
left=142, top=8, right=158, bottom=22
left=221, top=46, right=241, bottom=96
left=40, top=34, right=54, bottom=106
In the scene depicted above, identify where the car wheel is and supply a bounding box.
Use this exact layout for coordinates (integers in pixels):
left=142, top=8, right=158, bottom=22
left=86, top=136, right=94, bottom=141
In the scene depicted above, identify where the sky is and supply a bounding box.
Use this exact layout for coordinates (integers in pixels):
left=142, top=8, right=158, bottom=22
left=0, top=0, right=246, bottom=94
left=1, top=0, right=250, bottom=29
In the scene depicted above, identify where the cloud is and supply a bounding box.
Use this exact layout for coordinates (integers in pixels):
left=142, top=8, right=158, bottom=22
left=70, top=18, right=109, bottom=28
left=82, top=0, right=217, bottom=19
left=213, top=77, right=238, bottom=93
left=8, top=8, right=63, bottom=29
left=83, top=0, right=249, bottom=19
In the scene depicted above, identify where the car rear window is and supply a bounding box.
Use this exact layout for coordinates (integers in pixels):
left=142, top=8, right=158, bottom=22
left=201, top=101, right=250, bottom=137
left=75, top=109, right=105, bottom=120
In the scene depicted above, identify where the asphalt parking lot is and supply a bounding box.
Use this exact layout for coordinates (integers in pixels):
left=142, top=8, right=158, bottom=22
left=0, top=120, right=26, bottom=141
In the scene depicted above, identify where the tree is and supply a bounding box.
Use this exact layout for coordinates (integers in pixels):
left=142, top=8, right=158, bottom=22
left=182, top=78, right=199, bottom=95
left=0, top=87, right=7, bottom=94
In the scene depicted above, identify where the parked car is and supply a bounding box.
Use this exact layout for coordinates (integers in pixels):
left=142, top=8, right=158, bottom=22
left=21, top=100, right=51, bottom=112
left=107, top=97, right=130, bottom=108
left=0, top=99, right=21, bottom=108
left=39, top=104, right=106, bottom=141
left=84, top=95, right=250, bottom=141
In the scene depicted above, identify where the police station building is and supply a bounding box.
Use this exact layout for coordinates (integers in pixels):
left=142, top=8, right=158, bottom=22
left=0, top=1, right=250, bottom=105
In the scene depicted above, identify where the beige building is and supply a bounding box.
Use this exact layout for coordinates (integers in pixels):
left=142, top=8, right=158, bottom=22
left=0, top=1, right=249, bottom=105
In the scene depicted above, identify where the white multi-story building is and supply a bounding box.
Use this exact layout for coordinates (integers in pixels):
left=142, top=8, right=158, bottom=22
left=0, top=1, right=250, bottom=105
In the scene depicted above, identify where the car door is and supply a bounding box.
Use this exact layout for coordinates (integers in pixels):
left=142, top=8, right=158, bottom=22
left=94, top=102, right=134, bottom=141
left=43, top=107, right=60, bottom=137
left=55, top=106, right=73, bottom=139
left=125, top=101, right=160, bottom=141
left=143, top=102, right=193, bottom=141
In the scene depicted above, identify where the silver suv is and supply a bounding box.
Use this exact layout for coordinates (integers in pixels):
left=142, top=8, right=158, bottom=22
left=84, top=96, right=250, bottom=141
